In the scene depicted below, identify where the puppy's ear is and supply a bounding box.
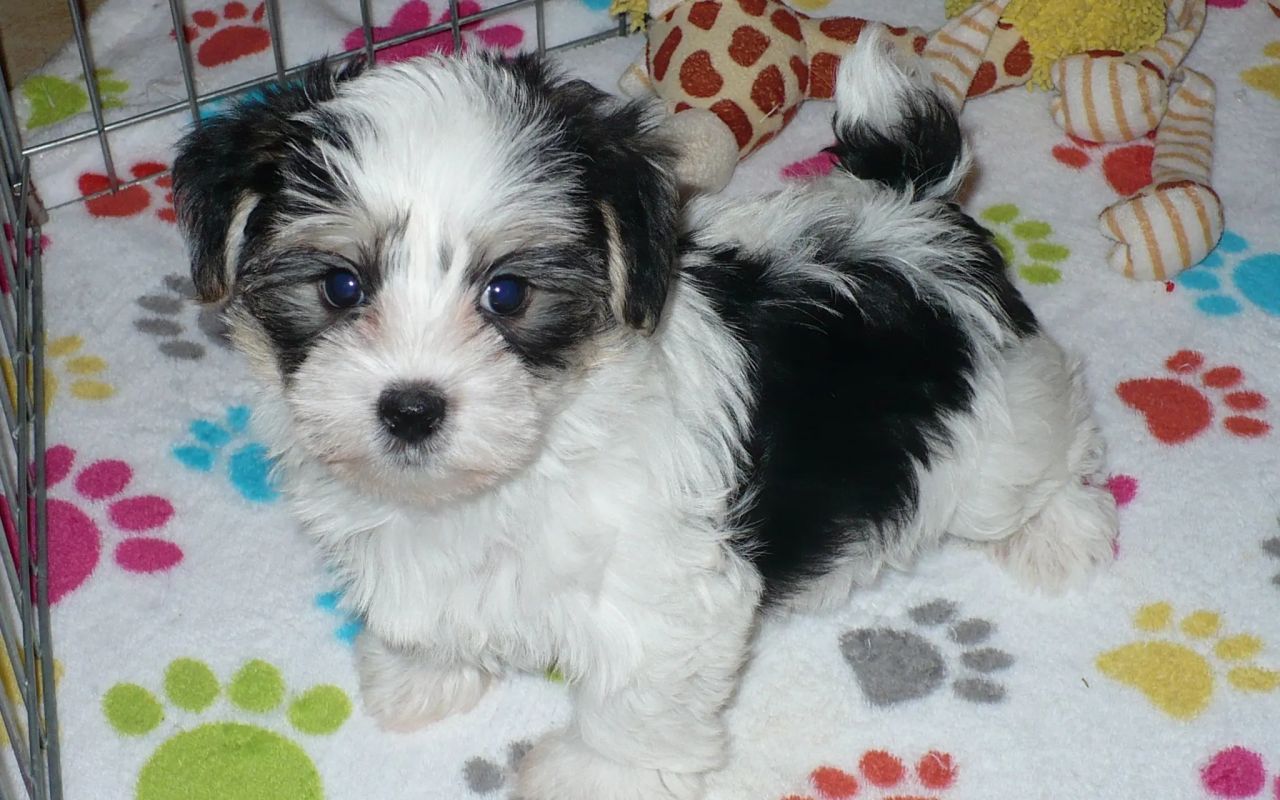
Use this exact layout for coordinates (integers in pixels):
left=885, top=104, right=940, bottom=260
left=538, top=70, right=680, bottom=335
left=172, top=60, right=365, bottom=302
left=595, top=138, right=680, bottom=335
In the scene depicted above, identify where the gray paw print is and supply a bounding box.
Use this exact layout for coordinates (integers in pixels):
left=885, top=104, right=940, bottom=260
left=840, top=598, right=1013, bottom=707
left=134, top=273, right=230, bottom=360
left=1264, top=535, right=1280, bottom=588
left=463, top=740, right=532, bottom=797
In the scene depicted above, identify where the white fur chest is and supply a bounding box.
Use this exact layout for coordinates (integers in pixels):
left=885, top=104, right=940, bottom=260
left=286, top=433, right=725, bottom=679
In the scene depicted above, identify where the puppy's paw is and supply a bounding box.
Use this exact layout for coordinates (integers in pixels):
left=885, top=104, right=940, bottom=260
left=516, top=731, right=705, bottom=800
left=991, top=479, right=1117, bottom=593
left=356, top=634, right=492, bottom=732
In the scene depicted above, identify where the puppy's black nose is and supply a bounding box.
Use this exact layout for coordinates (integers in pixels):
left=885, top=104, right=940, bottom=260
left=377, top=383, right=447, bottom=444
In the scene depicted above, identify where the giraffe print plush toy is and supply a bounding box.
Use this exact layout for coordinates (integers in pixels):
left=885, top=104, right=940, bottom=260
left=618, top=0, right=1010, bottom=193
left=619, top=0, right=1222, bottom=281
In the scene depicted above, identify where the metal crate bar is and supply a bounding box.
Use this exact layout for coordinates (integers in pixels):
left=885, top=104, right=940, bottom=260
left=65, top=0, right=121, bottom=191
left=0, top=152, right=59, bottom=800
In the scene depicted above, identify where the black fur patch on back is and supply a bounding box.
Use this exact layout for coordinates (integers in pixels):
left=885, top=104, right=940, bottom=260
left=686, top=223, right=1030, bottom=604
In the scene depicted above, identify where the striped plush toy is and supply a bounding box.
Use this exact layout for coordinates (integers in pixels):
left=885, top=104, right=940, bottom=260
left=947, top=0, right=1224, bottom=280
left=618, top=0, right=1222, bottom=282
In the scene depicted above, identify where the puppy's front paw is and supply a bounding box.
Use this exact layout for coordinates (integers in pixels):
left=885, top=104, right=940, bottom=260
left=516, top=731, right=705, bottom=800
left=356, top=634, right=492, bottom=732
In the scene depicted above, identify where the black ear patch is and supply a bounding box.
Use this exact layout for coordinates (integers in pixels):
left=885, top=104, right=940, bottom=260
left=171, top=60, right=365, bottom=302
left=520, top=63, right=681, bottom=334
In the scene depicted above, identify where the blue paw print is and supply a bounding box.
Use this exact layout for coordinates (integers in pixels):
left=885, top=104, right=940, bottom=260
left=316, top=589, right=363, bottom=645
left=172, top=405, right=280, bottom=503
left=1177, top=231, right=1280, bottom=317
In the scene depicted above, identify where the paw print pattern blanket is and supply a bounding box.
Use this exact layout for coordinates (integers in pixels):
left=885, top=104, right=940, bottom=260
left=8, top=0, right=1280, bottom=797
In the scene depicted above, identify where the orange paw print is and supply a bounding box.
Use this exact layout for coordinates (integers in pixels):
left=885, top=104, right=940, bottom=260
left=1051, top=132, right=1155, bottom=197
left=178, top=2, right=270, bottom=69
left=78, top=162, right=175, bottom=223
left=1116, top=350, right=1270, bottom=445
left=783, top=750, right=957, bottom=800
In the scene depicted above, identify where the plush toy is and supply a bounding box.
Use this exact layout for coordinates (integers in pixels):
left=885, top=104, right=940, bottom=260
left=943, top=0, right=1223, bottom=281
left=616, top=0, right=1223, bottom=282
left=616, top=0, right=1010, bottom=193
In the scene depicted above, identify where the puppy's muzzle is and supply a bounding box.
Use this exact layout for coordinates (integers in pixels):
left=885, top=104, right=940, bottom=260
left=378, top=383, right=448, bottom=445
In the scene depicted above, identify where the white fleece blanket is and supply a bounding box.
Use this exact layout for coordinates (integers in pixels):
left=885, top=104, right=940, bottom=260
left=8, top=0, right=1280, bottom=798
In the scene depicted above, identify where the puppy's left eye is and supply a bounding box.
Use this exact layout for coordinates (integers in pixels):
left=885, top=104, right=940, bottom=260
left=322, top=267, right=364, bottom=309
left=481, top=276, right=529, bottom=316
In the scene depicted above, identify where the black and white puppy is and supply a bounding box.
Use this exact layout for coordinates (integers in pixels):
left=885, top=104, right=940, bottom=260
left=173, top=30, right=1116, bottom=800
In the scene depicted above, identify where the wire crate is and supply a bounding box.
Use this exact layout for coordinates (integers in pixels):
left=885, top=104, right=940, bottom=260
left=4, top=0, right=630, bottom=210
left=0, top=143, right=59, bottom=800
left=0, top=1, right=630, bottom=796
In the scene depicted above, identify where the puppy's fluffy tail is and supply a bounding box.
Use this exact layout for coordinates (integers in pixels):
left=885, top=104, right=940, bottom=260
left=827, top=27, right=968, bottom=202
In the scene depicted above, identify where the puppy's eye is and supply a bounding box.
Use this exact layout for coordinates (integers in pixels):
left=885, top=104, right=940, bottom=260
left=481, top=276, right=528, bottom=316
left=321, top=267, right=364, bottom=309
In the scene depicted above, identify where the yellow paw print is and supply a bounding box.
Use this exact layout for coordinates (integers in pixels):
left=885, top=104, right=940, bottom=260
left=1242, top=42, right=1280, bottom=101
left=2, top=335, right=114, bottom=413
left=0, top=648, right=61, bottom=747
left=1097, top=602, right=1280, bottom=720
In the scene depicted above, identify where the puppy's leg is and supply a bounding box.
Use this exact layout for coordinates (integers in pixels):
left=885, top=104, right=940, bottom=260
left=517, top=556, right=760, bottom=800
left=950, top=334, right=1117, bottom=591
left=355, top=632, right=494, bottom=732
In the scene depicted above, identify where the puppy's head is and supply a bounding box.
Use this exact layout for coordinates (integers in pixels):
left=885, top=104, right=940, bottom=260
left=173, top=54, right=680, bottom=503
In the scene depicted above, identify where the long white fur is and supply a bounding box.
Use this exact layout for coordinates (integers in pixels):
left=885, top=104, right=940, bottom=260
left=222, top=45, right=1115, bottom=800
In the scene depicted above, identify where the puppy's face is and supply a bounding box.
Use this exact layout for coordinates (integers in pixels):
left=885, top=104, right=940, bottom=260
left=173, top=55, right=679, bottom=504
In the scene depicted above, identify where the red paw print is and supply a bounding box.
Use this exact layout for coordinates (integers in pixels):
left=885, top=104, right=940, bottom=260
left=2, top=446, right=181, bottom=604
left=784, top=750, right=957, bottom=800
left=1052, top=132, right=1155, bottom=197
left=177, top=2, right=270, bottom=68
left=79, top=162, right=175, bottom=223
left=1116, top=350, right=1271, bottom=445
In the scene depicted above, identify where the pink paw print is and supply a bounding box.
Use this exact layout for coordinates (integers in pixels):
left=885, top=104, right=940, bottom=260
left=2, top=225, right=50, bottom=296
left=782, top=147, right=839, bottom=181
left=342, top=0, right=523, bottom=64
left=1202, top=746, right=1280, bottom=799
left=784, top=750, right=957, bottom=800
left=1105, top=473, right=1137, bottom=557
left=3, top=445, right=181, bottom=604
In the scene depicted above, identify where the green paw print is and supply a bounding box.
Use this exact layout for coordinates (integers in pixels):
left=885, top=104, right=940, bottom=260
left=22, top=70, right=128, bottom=129
left=980, top=204, right=1070, bottom=286
left=103, top=658, right=351, bottom=800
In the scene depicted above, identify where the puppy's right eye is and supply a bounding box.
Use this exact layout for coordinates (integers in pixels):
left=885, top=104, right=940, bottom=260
left=322, top=268, right=364, bottom=309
